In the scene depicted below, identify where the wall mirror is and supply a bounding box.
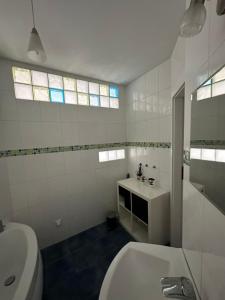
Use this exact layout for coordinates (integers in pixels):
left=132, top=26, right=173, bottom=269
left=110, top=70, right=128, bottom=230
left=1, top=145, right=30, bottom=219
left=190, top=65, right=225, bottom=214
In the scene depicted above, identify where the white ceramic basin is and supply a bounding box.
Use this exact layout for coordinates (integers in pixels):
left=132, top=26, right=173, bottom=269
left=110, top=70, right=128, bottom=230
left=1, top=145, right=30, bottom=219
left=99, top=242, right=199, bottom=300
left=0, top=223, right=42, bottom=300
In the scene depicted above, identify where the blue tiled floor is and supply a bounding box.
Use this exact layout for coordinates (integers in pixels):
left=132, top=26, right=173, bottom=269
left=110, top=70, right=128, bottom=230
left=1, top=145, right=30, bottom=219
left=41, top=223, right=134, bottom=300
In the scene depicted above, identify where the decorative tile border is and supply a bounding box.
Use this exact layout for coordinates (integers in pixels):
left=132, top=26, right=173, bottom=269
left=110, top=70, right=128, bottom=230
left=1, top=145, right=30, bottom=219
left=0, top=141, right=171, bottom=158
left=126, top=142, right=171, bottom=148
left=0, top=143, right=125, bottom=158
left=191, top=140, right=225, bottom=149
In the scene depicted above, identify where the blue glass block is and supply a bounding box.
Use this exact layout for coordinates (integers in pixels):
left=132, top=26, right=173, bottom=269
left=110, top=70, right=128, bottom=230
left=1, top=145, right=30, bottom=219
left=90, top=95, right=100, bottom=107
left=109, top=85, right=119, bottom=98
left=49, top=88, right=64, bottom=103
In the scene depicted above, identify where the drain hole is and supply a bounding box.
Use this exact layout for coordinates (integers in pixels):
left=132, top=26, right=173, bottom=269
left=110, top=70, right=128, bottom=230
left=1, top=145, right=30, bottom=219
left=4, top=275, right=16, bottom=286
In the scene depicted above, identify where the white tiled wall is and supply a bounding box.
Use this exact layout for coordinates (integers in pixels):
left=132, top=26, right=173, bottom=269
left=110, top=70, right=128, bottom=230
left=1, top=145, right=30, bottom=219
left=125, top=1, right=225, bottom=298
left=1, top=2, right=225, bottom=296
left=126, top=59, right=172, bottom=190
left=179, top=1, right=225, bottom=299
left=0, top=58, right=127, bottom=248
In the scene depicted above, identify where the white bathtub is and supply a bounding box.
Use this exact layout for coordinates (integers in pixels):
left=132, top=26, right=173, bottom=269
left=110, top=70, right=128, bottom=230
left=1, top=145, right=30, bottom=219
left=0, top=222, right=43, bottom=300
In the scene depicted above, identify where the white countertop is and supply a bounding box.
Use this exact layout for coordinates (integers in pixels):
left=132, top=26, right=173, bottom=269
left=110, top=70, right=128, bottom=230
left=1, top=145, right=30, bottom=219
left=118, top=178, right=169, bottom=202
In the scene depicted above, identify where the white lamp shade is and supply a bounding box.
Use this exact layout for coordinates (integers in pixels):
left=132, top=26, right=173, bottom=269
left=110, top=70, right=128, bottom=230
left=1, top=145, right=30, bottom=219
left=27, top=27, right=46, bottom=63
left=180, top=0, right=206, bottom=37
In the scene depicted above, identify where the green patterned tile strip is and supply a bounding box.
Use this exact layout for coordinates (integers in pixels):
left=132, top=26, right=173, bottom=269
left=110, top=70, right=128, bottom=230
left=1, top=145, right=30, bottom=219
left=126, top=142, right=171, bottom=148
left=191, top=140, right=225, bottom=149
left=0, top=143, right=125, bottom=158
left=0, top=141, right=171, bottom=158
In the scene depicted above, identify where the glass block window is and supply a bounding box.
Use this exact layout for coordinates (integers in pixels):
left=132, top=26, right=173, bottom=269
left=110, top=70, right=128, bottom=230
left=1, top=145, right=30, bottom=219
left=14, top=83, right=33, bottom=100
left=203, top=79, right=212, bottom=86
left=108, top=150, right=117, bottom=161
left=110, top=98, right=119, bottom=109
left=99, top=151, right=108, bottom=162
left=196, top=66, right=225, bottom=101
left=202, top=149, right=215, bottom=161
left=89, top=82, right=99, bottom=95
left=197, top=85, right=211, bottom=101
left=216, top=150, right=225, bottom=163
left=12, top=66, right=119, bottom=109
left=110, top=85, right=119, bottom=98
left=50, top=88, right=64, bottom=103
left=190, top=148, right=201, bottom=160
left=13, top=67, right=31, bottom=84
left=212, top=81, right=225, bottom=97
left=191, top=148, right=225, bottom=163
left=212, top=67, right=225, bottom=83
left=100, top=96, right=109, bottom=108
left=63, top=77, right=76, bottom=91
left=77, top=80, right=88, bottom=93
left=48, top=74, right=63, bottom=89
left=78, top=93, right=89, bottom=106
left=64, top=91, right=77, bottom=105
left=99, top=149, right=125, bottom=162
left=116, top=149, right=125, bottom=159
left=90, top=95, right=100, bottom=107
left=100, top=84, right=109, bottom=96
left=33, top=86, right=49, bottom=102
left=31, top=71, right=48, bottom=87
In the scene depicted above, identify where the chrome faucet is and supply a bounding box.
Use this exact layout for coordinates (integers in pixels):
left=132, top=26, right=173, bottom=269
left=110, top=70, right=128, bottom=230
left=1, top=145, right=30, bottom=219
left=160, top=277, right=196, bottom=300
left=0, top=220, right=5, bottom=233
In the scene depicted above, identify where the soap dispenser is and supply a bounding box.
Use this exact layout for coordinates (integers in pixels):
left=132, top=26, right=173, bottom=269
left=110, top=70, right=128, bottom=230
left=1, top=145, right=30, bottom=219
left=136, top=163, right=143, bottom=180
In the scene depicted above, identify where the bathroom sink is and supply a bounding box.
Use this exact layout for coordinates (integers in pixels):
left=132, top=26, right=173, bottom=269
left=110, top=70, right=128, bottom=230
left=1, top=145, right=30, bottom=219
left=99, top=242, right=198, bottom=300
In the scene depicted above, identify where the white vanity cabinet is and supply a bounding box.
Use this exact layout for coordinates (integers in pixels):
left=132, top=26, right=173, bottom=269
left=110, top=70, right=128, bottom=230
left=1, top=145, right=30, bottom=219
left=117, top=178, right=170, bottom=245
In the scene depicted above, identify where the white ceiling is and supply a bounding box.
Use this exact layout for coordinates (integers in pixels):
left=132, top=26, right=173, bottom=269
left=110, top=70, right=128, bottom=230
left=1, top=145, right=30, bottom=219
left=0, top=0, right=185, bottom=84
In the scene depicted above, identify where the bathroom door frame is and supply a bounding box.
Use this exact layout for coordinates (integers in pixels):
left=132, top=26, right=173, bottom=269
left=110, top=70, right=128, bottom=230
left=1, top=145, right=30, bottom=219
left=171, top=84, right=185, bottom=248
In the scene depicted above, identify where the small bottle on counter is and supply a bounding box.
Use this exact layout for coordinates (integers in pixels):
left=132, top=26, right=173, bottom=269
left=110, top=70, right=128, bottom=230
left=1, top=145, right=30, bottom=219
left=136, top=163, right=143, bottom=180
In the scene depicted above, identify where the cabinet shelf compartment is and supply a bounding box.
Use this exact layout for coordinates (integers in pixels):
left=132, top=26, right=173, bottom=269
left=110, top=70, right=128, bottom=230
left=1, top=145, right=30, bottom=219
left=132, top=193, right=148, bottom=224
left=119, top=205, right=131, bottom=233
left=119, top=186, right=131, bottom=211
left=117, top=178, right=170, bottom=245
left=132, top=216, right=148, bottom=243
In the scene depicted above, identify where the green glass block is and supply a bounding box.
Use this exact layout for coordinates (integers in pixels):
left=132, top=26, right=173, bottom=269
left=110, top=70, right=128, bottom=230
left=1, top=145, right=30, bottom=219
left=12, top=67, right=31, bottom=84
left=100, top=84, right=109, bottom=96
left=63, top=77, right=76, bottom=91
left=78, top=93, right=89, bottom=105
left=33, top=86, right=49, bottom=102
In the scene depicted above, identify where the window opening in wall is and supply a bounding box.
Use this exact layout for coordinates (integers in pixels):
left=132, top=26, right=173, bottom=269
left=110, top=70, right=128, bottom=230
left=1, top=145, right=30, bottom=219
left=12, top=66, right=120, bottom=109
left=99, top=149, right=125, bottom=162
left=196, top=66, right=225, bottom=101
left=190, top=148, right=225, bottom=163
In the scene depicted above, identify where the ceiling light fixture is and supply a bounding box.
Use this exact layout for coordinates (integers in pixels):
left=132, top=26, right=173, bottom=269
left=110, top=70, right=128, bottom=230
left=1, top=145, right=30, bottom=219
left=27, top=0, right=46, bottom=63
left=180, top=0, right=206, bottom=38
